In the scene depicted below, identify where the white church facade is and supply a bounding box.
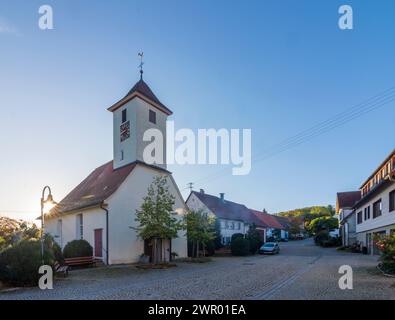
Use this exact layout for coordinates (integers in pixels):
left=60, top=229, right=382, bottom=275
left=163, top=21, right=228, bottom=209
left=44, top=75, right=188, bottom=265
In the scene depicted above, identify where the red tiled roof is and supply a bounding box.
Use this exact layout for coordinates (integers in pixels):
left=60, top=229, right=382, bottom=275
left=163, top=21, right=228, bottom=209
left=49, top=161, right=137, bottom=215
left=249, top=209, right=285, bottom=229
left=275, top=215, right=292, bottom=229
left=336, top=191, right=361, bottom=212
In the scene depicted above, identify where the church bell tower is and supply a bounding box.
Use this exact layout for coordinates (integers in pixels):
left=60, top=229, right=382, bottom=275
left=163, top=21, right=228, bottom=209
left=107, top=58, right=172, bottom=170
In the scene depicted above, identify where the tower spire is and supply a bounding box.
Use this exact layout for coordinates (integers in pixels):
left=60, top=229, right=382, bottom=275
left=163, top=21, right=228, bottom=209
left=138, top=52, right=144, bottom=80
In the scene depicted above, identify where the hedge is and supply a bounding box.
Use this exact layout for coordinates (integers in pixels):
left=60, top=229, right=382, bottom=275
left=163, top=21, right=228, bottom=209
left=0, top=239, right=54, bottom=286
left=230, top=237, right=250, bottom=256
left=63, top=240, right=93, bottom=258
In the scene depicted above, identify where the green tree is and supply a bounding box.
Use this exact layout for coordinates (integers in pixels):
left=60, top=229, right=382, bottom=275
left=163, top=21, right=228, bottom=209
left=135, top=176, right=183, bottom=264
left=287, top=216, right=303, bottom=236
left=0, top=217, right=40, bottom=252
left=184, top=209, right=215, bottom=258
left=246, top=224, right=263, bottom=254
left=213, top=218, right=223, bottom=250
left=307, top=216, right=338, bottom=235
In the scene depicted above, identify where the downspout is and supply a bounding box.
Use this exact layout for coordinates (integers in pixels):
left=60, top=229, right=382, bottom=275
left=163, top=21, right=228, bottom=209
left=100, top=202, right=109, bottom=265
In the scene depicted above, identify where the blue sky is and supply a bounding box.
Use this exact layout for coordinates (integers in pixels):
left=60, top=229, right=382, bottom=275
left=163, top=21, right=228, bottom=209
left=0, top=0, right=394, bottom=221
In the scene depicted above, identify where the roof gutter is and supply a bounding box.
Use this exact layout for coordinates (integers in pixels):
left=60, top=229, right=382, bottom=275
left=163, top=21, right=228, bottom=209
left=100, top=202, right=109, bottom=265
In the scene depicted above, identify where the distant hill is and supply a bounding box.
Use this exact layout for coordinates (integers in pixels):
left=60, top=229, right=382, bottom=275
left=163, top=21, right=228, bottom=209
left=275, top=205, right=335, bottom=220
left=274, top=206, right=335, bottom=235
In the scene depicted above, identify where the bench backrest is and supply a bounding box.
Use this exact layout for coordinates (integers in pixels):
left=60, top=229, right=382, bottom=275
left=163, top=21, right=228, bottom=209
left=64, top=256, right=94, bottom=266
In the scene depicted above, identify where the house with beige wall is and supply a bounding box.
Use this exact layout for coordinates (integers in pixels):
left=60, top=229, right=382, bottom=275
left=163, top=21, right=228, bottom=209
left=45, top=76, right=187, bottom=264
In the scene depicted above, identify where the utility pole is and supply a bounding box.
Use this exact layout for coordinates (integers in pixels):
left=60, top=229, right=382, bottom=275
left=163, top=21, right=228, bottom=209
left=187, top=182, right=194, bottom=193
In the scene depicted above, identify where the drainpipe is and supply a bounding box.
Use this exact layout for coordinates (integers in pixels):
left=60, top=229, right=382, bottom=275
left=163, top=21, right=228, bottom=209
left=100, top=202, right=109, bottom=265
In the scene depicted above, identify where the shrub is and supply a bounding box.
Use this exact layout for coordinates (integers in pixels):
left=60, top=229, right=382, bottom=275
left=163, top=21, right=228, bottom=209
left=314, top=230, right=330, bottom=246
left=0, top=239, right=54, bottom=287
left=230, top=237, right=250, bottom=256
left=375, top=234, right=395, bottom=274
left=63, top=240, right=93, bottom=258
left=321, top=237, right=341, bottom=248
left=205, top=240, right=216, bottom=256
left=246, top=225, right=263, bottom=254
left=44, top=234, right=63, bottom=263
left=231, top=233, right=244, bottom=241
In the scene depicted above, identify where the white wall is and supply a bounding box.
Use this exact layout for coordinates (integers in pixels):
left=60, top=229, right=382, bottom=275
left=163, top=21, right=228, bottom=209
left=186, top=193, right=248, bottom=244
left=113, top=97, right=168, bottom=170
left=46, top=164, right=187, bottom=265
left=356, top=182, right=395, bottom=233
left=106, top=164, right=187, bottom=264
left=45, top=207, right=107, bottom=262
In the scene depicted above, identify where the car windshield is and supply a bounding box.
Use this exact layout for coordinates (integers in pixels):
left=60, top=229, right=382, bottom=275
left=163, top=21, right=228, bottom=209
left=264, top=243, right=275, bottom=247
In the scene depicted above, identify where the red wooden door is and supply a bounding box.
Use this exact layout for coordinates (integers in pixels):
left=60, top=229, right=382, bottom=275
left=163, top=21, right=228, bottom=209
left=94, top=229, right=103, bottom=257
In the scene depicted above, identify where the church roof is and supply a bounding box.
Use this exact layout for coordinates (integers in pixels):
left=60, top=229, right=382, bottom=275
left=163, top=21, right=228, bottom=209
left=108, top=79, right=173, bottom=115
left=49, top=161, right=137, bottom=215
left=49, top=160, right=172, bottom=216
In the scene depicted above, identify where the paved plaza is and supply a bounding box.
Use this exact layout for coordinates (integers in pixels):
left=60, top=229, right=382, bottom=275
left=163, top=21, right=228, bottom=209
left=1, top=239, right=394, bottom=300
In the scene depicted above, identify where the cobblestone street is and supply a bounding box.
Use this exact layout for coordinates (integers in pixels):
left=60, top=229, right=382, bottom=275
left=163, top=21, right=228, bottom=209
left=1, top=239, right=394, bottom=300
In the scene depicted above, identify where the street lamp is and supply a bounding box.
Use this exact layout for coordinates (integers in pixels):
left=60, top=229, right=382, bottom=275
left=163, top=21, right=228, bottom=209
left=40, top=186, right=57, bottom=264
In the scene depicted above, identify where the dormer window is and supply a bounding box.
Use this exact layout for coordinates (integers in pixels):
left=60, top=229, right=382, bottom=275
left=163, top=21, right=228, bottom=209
left=149, top=109, right=156, bottom=124
left=122, top=109, right=127, bottom=123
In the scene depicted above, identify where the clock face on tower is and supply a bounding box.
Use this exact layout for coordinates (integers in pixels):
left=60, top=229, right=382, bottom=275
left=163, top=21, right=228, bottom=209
left=120, top=121, right=130, bottom=142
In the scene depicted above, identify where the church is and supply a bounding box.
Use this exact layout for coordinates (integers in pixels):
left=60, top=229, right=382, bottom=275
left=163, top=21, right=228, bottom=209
left=45, top=71, right=188, bottom=265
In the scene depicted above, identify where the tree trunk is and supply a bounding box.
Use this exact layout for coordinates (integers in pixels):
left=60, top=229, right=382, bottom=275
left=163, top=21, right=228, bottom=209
left=192, top=241, right=195, bottom=258
left=196, top=241, right=199, bottom=258
left=153, top=238, right=158, bottom=264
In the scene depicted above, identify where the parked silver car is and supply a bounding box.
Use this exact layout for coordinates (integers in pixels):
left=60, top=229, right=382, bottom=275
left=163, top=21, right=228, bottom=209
left=259, top=242, right=280, bottom=254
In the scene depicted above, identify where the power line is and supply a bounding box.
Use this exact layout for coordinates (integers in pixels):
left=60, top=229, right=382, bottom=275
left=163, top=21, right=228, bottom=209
left=186, top=86, right=395, bottom=189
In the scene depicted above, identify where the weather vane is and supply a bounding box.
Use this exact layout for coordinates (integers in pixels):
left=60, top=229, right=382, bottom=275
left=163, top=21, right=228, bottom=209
left=138, top=52, right=144, bottom=80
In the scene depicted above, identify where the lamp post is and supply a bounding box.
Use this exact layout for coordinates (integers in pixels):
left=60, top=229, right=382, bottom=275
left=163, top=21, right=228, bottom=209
left=40, top=186, right=57, bottom=265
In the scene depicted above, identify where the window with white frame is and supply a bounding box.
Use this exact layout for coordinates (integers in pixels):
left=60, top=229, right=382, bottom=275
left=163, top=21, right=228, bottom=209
left=373, top=200, right=382, bottom=219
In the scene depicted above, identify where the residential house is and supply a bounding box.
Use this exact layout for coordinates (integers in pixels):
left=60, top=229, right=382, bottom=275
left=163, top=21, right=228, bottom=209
left=336, top=191, right=361, bottom=246
left=250, top=210, right=290, bottom=241
left=354, top=149, right=395, bottom=255
left=186, top=190, right=267, bottom=245
left=45, top=76, right=188, bottom=264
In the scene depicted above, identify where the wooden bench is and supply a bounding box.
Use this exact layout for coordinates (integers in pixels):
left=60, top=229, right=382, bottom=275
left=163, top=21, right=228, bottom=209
left=64, top=256, right=95, bottom=268
left=54, top=261, right=69, bottom=277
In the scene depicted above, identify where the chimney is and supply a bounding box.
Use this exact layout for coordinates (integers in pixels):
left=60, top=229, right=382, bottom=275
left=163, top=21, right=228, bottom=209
left=219, top=193, right=225, bottom=202
left=200, top=189, right=205, bottom=194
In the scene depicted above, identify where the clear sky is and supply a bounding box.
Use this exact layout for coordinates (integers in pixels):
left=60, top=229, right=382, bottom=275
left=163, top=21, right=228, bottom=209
left=0, top=0, right=394, bottom=222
